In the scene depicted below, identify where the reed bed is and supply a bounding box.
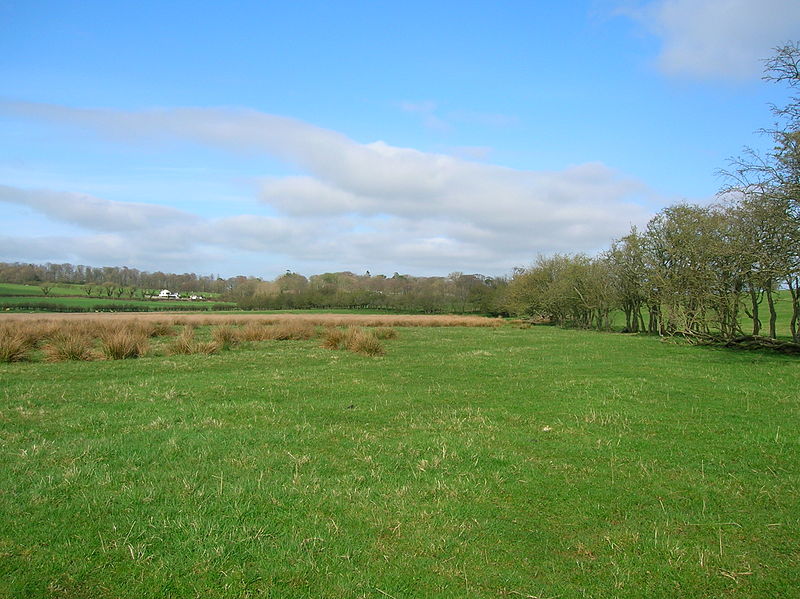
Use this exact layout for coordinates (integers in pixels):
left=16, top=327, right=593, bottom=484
left=0, top=313, right=451, bottom=363
left=0, top=312, right=502, bottom=327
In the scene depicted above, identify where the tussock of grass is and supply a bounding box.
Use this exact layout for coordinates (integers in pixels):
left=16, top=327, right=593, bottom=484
left=194, top=340, right=222, bottom=355
left=148, top=320, right=177, bottom=337
left=321, top=326, right=347, bottom=350
left=266, top=321, right=317, bottom=341
left=166, top=327, right=221, bottom=356
left=212, top=325, right=239, bottom=349
left=346, top=328, right=385, bottom=356
left=322, top=326, right=385, bottom=356
left=0, top=324, right=32, bottom=362
left=373, top=326, right=398, bottom=340
left=236, top=323, right=274, bottom=342
left=100, top=326, right=150, bottom=359
left=165, top=328, right=198, bottom=355
left=43, top=331, right=97, bottom=362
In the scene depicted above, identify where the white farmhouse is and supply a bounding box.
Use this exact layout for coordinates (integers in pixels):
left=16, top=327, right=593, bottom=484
left=158, top=289, right=181, bottom=299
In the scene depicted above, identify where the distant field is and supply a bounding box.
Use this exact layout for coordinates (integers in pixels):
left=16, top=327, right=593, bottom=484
left=1, top=320, right=797, bottom=598
left=0, top=283, right=233, bottom=312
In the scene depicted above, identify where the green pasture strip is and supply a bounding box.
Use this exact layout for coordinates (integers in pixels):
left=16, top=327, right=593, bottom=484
left=0, top=283, right=81, bottom=297
left=0, top=282, right=225, bottom=300
left=0, top=295, right=235, bottom=312
left=1, top=326, right=798, bottom=598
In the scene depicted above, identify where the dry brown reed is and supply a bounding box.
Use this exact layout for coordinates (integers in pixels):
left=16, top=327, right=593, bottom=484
left=0, top=312, right=502, bottom=328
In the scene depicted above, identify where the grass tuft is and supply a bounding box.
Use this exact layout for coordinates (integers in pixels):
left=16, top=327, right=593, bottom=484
left=322, top=326, right=385, bottom=356
left=212, top=325, right=239, bottom=350
left=0, top=324, right=32, bottom=362
left=43, top=331, right=97, bottom=361
left=373, top=326, right=398, bottom=340
left=100, top=326, right=150, bottom=359
left=165, top=327, right=198, bottom=355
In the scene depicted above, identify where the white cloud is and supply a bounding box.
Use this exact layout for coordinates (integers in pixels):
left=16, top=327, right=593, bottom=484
left=622, top=0, right=800, bottom=80
left=0, top=101, right=656, bottom=275
left=0, top=184, right=197, bottom=232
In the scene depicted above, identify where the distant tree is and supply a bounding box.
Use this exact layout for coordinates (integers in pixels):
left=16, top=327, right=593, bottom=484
left=39, top=282, right=52, bottom=297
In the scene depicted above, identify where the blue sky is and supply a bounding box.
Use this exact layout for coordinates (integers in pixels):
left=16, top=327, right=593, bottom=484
left=1, top=0, right=799, bottom=279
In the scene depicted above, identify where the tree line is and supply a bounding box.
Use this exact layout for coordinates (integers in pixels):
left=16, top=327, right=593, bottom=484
left=504, top=43, right=800, bottom=343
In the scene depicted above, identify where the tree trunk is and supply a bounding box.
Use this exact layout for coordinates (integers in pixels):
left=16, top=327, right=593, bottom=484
left=765, top=286, right=777, bottom=339
left=748, top=283, right=761, bottom=336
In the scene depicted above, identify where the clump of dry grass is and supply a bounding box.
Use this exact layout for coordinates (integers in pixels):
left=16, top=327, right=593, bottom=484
left=100, top=326, right=150, bottom=359
left=148, top=320, right=177, bottom=337
left=43, top=331, right=97, bottom=362
left=347, top=328, right=385, bottom=356
left=165, top=327, right=221, bottom=356
left=212, top=325, right=239, bottom=350
left=321, top=326, right=385, bottom=356
left=0, top=324, right=32, bottom=362
left=321, top=326, right=347, bottom=350
left=193, top=340, right=222, bottom=355
left=236, top=323, right=274, bottom=342
left=165, top=327, right=198, bottom=355
left=373, top=327, right=398, bottom=340
left=266, top=321, right=318, bottom=341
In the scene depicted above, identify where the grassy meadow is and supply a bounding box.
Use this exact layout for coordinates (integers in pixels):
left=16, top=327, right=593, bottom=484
left=0, top=315, right=798, bottom=598
left=0, top=283, right=234, bottom=312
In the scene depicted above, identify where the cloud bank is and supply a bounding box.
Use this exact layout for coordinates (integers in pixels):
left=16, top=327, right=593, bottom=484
left=623, top=0, right=800, bottom=80
left=0, top=101, right=654, bottom=276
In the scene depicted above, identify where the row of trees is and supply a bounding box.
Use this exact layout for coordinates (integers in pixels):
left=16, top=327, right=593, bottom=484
left=0, top=260, right=510, bottom=314
left=231, top=271, right=508, bottom=314
left=504, top=43, right=800, bottom=343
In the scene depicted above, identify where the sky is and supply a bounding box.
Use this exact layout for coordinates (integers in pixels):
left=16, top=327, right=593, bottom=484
left=1, top=0, right=799, bottom=280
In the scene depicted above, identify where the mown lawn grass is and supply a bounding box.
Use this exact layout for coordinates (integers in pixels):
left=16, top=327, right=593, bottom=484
left=0, top=325, right=798, bottom=598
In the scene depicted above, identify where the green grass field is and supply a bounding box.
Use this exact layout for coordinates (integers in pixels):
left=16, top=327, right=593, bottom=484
left=0, top=283, right=234, bottom=312
left=1, top=323, right=798, bottom=598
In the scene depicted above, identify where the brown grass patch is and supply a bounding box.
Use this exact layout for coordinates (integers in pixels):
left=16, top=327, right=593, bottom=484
left=321, top=326, right=385, bottom=356
left=212, top=325, right=239, bottom=349
left=0, top=324, right=32, bottom=362
left=43, top=331, right=97, bottom=362
left=0, top=312, right=502, bottom=328
left=100, top=326, right=150, bottom=359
